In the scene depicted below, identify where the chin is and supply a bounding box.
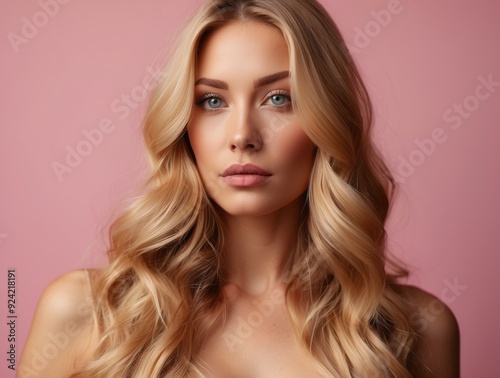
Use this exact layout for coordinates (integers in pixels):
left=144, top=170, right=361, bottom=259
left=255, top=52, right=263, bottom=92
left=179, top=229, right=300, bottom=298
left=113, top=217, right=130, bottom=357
left=216, top=203, right=276, bottom=218
left=212, top=194, right=305, bottom=218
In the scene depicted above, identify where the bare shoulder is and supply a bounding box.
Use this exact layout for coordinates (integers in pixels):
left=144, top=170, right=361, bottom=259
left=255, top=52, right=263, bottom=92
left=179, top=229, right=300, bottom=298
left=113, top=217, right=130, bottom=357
left=18, top=269, right=102, bottom=377
left=397, top=284, right=460, bottom=378
left=31, top=269, right=95, bottom=319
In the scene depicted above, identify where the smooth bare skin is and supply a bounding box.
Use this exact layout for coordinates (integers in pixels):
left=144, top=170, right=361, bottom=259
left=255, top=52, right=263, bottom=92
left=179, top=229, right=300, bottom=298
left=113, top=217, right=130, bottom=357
left=17, top=270, right=98, bottom=377
left=187, top=20, right=316, bottom=297
left=18, top=21, right=460, bottom=377
left=187, top=21, right=320, bottom=376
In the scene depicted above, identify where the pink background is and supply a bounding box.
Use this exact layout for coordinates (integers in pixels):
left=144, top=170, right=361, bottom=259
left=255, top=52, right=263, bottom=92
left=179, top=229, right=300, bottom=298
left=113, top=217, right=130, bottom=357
left=1, top=0, right=499, bottom=377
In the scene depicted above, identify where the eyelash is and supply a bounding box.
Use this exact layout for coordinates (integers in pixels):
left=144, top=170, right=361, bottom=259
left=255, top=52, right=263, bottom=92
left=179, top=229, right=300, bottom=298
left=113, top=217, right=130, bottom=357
left=194, top=93, right=223, bottom=112
left=194, top=90, right=292, bottom=113
left=266, top=90, right=292, bottom=111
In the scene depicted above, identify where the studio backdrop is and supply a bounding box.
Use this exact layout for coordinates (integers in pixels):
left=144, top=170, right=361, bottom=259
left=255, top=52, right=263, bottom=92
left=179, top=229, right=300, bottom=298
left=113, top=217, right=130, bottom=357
left=1, top=0, right=499, bottom=377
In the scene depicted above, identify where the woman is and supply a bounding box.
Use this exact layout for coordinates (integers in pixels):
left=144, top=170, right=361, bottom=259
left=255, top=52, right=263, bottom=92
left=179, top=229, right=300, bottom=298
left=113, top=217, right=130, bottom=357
left=19, top=0, right=460, bottom=377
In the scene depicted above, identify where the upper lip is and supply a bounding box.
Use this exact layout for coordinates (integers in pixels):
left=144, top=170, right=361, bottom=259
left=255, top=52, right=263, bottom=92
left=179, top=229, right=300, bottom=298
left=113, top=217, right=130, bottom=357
left=221, top=163, right=271, bottom=177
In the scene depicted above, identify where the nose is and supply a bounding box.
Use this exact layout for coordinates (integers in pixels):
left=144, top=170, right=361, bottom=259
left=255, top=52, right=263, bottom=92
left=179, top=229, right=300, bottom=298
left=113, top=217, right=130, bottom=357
left=227, top=105, right=263, bottom=152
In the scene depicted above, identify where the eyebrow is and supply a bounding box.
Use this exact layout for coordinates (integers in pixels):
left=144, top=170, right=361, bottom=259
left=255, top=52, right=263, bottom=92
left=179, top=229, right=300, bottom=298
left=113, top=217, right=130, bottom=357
left=194, top=70, right=290, bottom=90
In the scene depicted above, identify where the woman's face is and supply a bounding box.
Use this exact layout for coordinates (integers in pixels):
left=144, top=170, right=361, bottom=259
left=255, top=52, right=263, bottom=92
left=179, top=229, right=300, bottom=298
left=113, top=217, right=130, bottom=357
left=187, top=20, right=315, bottom=217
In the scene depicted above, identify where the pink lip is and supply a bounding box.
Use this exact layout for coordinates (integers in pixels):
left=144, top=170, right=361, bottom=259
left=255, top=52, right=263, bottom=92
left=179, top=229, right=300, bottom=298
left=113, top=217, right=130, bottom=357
left=221, top=164, right=271, bottom=177
left=221, top=164, right=272, bottom=187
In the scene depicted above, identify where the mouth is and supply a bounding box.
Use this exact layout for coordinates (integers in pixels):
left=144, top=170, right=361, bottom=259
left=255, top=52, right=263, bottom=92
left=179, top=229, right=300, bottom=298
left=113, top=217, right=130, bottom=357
left=220, top=164, right=272, bottom=187
left=221, top=163, right=271, bottom=177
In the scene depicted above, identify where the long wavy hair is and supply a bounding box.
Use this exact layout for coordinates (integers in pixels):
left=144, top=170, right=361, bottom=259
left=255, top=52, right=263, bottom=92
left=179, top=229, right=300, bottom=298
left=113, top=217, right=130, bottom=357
left=73, top=0, right=419, bottom=376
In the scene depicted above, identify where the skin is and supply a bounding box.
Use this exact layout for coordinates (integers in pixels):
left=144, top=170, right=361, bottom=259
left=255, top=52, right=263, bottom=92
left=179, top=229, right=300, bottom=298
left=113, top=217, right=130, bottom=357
left=187, top=20, right=322, bottom=376
left=187, top=20, right=316, bottom=297
left=18, top=20, right=460, bottom=378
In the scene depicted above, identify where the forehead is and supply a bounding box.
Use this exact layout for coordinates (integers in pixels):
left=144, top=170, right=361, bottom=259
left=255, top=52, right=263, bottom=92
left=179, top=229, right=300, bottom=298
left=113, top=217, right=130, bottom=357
left=196, top=20, right=290, bottom=78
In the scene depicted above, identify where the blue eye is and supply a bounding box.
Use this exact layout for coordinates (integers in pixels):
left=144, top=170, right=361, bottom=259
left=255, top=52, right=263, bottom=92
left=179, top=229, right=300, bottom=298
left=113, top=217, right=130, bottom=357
left=265, top=91, right=291, bottom=110
left=206, top=97, right=222, bottom=109
left=270, top=94, right=287, bottom=106
left=195, top=94, right=226, bottom=111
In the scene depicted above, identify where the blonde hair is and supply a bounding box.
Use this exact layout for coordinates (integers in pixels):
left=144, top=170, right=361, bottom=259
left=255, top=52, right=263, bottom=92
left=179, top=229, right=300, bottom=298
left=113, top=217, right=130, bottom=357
left=73, top=0, right=418, bottom=376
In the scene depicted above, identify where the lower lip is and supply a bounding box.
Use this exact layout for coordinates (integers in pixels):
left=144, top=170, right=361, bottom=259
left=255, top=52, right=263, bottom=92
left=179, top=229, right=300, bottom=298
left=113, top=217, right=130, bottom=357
left=222, top=174, right=271, bottom=186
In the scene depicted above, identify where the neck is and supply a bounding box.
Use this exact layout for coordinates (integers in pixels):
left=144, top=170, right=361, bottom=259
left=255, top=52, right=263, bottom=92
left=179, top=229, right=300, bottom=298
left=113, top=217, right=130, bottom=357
left=218, top=195, right=305, bottom=297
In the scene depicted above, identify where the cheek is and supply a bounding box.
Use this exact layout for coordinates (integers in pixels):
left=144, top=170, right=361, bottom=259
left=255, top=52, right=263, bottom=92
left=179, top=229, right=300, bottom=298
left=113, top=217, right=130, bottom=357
left=187, top=112, right=228, bottom=161
left=276, top=122, right=315, bottom=170
left=188, top=123, right=216, bottom=164
left=187, top=123, right=223, bottom=197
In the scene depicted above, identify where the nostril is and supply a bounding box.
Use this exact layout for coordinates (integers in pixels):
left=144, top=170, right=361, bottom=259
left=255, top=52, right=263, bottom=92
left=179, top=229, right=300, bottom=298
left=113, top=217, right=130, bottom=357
left=229, top=139, right=261, bottom=151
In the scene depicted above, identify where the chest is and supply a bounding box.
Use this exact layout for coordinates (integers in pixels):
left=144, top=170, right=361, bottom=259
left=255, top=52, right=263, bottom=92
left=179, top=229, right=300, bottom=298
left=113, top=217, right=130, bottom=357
left=193, top=295, right=324, bottom=378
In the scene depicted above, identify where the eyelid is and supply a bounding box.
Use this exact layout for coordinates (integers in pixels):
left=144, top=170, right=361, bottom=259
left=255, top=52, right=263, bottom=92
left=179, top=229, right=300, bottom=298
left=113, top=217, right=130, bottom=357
left=265, top=89, right=291, bottom=100
left=195, top=92, right=225, bottom=105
